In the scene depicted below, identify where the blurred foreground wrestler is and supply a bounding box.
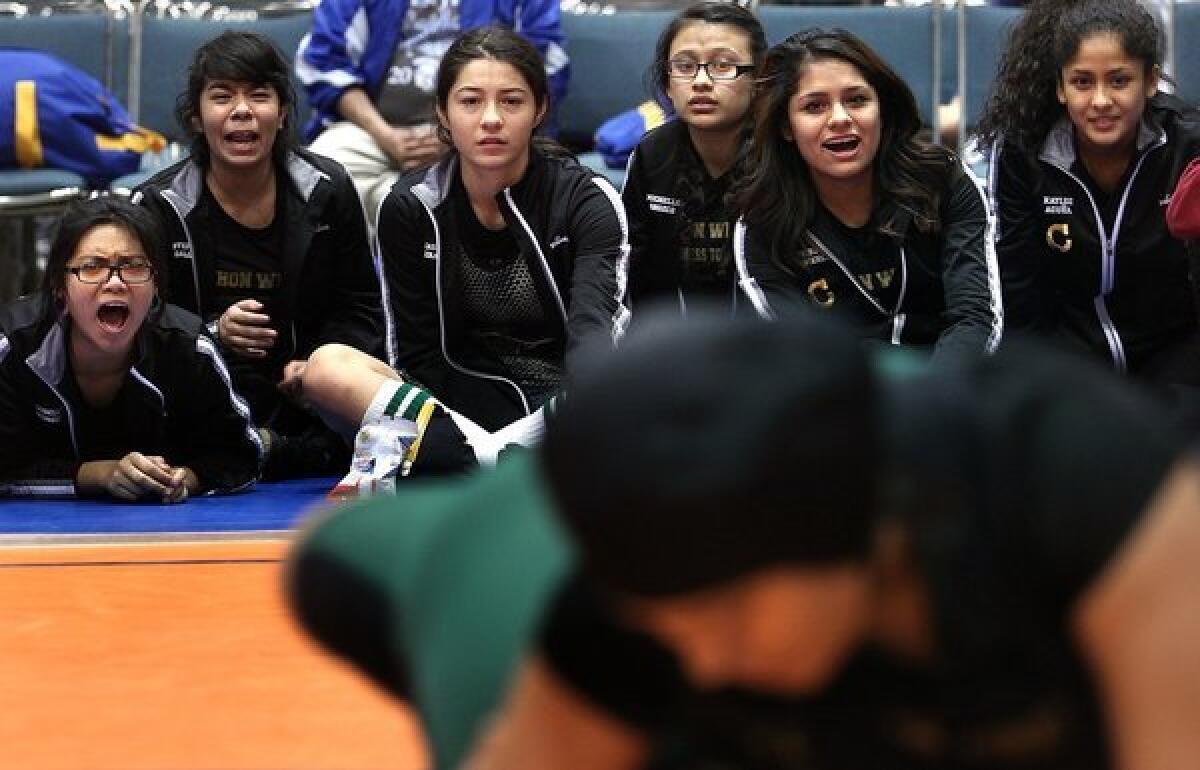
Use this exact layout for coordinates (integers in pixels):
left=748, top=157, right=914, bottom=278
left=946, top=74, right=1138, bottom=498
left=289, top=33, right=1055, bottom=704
left=289, top=310, right=1200, bottom=770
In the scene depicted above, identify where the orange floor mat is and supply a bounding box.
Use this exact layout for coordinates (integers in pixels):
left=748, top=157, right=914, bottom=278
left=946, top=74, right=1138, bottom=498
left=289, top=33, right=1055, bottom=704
left=0, top=539, right=428, bottom=770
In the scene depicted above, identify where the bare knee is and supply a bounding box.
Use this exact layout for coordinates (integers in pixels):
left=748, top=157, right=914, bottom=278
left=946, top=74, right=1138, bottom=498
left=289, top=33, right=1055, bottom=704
left=305, top=344, right=358, bottom=396
left=304, top=344, right=393, bottom=425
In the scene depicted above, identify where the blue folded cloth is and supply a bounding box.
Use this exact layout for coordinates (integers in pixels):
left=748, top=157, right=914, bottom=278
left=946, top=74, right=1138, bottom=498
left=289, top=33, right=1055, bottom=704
left=593, top=100, right=671, bottom=169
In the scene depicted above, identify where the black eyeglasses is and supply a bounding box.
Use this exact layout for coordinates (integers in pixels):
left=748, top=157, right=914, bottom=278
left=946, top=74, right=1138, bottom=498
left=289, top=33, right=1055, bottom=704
left=66, top=260, right=154, bottom=285
left=667, top=59, right=755, bottom=81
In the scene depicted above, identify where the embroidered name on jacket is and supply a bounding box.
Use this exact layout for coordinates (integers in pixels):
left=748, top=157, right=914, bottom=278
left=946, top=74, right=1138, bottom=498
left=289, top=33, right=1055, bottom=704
left=216, top=270, right=282, bottom=290
left=423, top=242, right=437, bottom=260
left=647, top=194, right=682, bottom=215
left=173, top=241, right=192, bottom=260
left=794, top=247, right=828, bottom=270
left=34, top=404, right=63, bottom=424
left=1043, top=196, right=1073, bottom=215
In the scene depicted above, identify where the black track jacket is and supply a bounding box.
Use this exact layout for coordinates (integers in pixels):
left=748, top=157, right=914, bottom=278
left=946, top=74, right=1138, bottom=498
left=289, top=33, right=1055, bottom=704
left=132, top=148, right=385, bottom=367
left=989, top=93, right=1200, bottom=377
left=0, top=295, right=262, bottom=497
left=379, top=149, right=630, bottom=431
left=734, top=161, right=1002, bottom=362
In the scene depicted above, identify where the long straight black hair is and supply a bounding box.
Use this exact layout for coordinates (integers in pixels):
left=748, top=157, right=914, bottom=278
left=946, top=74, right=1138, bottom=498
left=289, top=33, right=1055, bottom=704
left=649, top=1, right=768, bottom=221
left=434, top=25, right=565, bottom=159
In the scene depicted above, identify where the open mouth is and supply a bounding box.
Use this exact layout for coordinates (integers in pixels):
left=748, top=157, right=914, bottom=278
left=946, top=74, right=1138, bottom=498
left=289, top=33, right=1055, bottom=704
left=823, top=136, right=861, bottom=155
left=97, top=302, right=130, bottom=333
left=225, top=130, right=260, bottom=146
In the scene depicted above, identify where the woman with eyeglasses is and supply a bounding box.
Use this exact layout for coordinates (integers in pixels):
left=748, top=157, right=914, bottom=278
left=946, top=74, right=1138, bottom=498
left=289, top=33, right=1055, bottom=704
left=623, top=1, right=766, bottom=317
left=733, top=29, right=1001, bottom=361
left=0, top=197, right=262, bottom=502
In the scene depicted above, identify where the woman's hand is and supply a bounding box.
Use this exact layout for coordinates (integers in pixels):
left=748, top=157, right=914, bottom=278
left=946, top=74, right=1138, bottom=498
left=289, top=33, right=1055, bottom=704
left=217, top=299, right=276, bottom=358
left=78, top=455, right=198, bottom=503
left=380, top=123, right=446, bottom=171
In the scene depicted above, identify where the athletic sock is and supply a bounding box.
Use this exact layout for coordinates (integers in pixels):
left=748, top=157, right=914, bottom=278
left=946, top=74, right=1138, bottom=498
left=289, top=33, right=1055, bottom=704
left=330, top=380, right=440, bottom=498
left=364, top=379, right=437, bottom=428
left=455, top=395, right=561, bottom=467
left=489, top=405, right=548, bottom=453
left=333, top=383, right=559, bottom=495
left=445, top=410, right=499, bottom=466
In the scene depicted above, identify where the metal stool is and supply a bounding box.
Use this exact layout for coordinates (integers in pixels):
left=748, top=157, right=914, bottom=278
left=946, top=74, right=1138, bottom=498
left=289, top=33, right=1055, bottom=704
left=0, top=169, right=86, bottom=302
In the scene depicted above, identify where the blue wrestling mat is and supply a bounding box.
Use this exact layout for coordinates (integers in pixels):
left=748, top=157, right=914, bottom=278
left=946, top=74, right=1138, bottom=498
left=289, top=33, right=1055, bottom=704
left=0, top=477, right=339, bottom=535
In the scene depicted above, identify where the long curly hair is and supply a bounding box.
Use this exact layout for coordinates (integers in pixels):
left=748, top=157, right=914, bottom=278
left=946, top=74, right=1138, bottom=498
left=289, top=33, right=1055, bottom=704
left=646, top=2, right=768, bottom=223
left=733, top=28, right=953, bottom=270
left=973, top=0, right=1162, bottom=154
